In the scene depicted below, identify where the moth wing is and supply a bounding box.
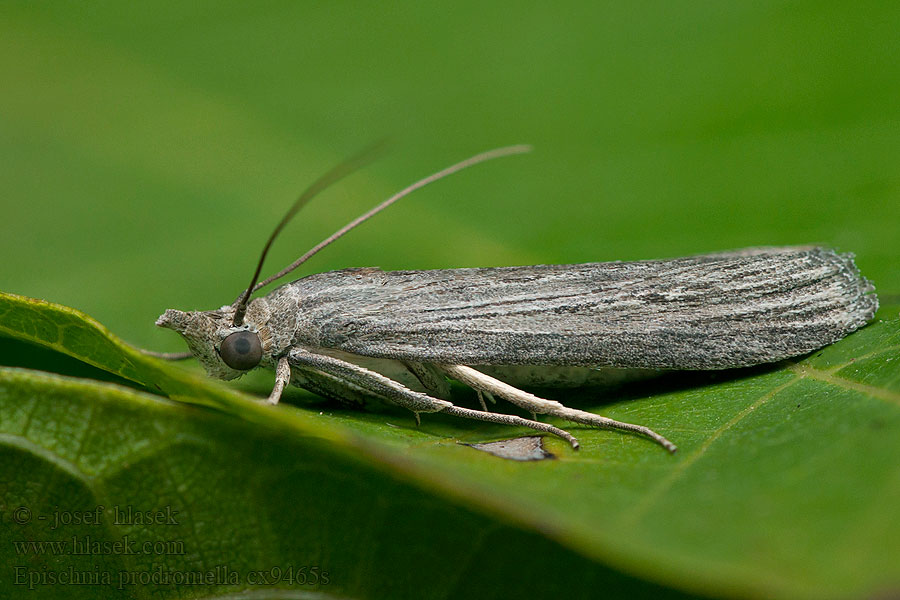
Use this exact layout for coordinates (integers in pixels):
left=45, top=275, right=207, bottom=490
left=286, top=247, right=877, bottom=369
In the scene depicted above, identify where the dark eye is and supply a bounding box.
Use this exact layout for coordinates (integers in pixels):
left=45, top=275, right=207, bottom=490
left=219, top=331, right=262, bottom=370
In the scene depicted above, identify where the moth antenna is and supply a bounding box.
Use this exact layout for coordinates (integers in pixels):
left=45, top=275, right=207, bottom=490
left=139, top=349, right=194, bottom=361
left=238, top=144, right=533, bottom=304
left=232, top=140, right=388, bottom=326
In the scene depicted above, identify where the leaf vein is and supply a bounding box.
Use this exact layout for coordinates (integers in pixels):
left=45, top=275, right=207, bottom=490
left=619, top=375, right=802, bottom=527
left=788, top=364, right=900, bottom=406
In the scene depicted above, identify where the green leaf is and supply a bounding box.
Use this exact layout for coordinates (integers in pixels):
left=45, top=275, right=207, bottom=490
left=2, top=368, right=688, bottom=600
left=2, top=291, right=899, bottom=599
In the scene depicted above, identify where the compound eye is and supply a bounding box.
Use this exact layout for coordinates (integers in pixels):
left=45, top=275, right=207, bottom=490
left=219, top=331, right=262, bottom=371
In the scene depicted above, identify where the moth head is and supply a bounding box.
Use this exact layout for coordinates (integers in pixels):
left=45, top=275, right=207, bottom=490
left=156, top=300, right=271, bottom=380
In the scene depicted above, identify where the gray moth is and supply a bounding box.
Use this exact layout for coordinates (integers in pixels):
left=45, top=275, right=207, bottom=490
left=154, top=146, right=879, bottom=453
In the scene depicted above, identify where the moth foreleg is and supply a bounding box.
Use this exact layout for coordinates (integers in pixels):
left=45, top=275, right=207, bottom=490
left=287, top=348, right=453, bottom=414
left=266, top=356, right=292, bottom=405
left=286, top=348, right=579, bottom=448
left=440, top=364, right=677, bottom=453
left=288, top=367, right=374, bottom=408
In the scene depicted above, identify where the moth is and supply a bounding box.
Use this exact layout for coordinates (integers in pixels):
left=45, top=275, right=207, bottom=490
left=154, top=145, right=878, bottom=453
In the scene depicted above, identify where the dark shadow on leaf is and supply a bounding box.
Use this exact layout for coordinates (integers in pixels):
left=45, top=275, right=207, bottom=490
left=0, top=335, right=150, bottom=394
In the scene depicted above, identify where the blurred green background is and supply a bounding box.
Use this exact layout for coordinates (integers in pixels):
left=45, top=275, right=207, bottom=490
left=2, top=1, right=897, bottom=355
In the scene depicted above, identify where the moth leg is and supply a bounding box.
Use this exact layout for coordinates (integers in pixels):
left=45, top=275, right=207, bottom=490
left=289, top=367, right=373, bottom=409
left=440, top=405, right=578, bottom=449
left=403, top=362, right=451, bottom=399
left=266, top=356, right=292, bottom=405
left=440, top=364, right=677, bottom=453
left=476, top=390, right=488, bottom=411
left=474, top=390, right=497, bottom=411
left=288, top=348, right=452, bottom=413
left=286, top=348, right=579, bottom=448
left=268, top=355, right=372, bottom=408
